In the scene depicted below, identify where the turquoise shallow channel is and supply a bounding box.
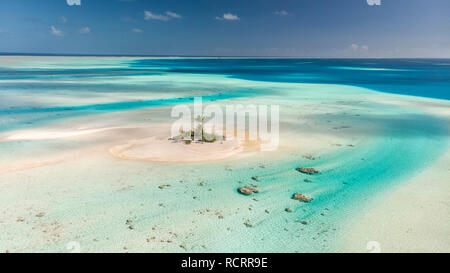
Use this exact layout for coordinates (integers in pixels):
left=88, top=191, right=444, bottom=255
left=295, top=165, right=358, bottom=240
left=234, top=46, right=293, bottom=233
left=0, top=56, right=448, bottom=253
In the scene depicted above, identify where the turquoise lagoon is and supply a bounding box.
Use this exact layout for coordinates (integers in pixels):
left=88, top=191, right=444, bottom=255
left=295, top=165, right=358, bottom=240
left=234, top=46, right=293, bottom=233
left=0, top=57, right=448, bottom=252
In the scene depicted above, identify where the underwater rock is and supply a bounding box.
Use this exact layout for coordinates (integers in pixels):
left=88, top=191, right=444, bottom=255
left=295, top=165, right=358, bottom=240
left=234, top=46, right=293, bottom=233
left=238, top=187, right=253, bottom=195
left=302, top=155, right=316, bottom=160
left=296, top=167, right=319, bottom=175
left=292, top=193, right=313, bottom=203
left=238, top=187, right=259, bottom=195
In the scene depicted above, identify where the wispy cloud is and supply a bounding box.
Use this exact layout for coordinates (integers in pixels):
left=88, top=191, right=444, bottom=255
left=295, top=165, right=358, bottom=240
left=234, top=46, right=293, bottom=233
left=132, top=28, right=143, bottom=33
left=350, top=43, right=359, bottom=51
left=61, top=16, right=67, bottom=24
left=144, top=11, right=182, bottom=21
left=275, top=10, right=289, bottom=16
left=66, top=0, right=81, bottom=6
left=79, top=27, right=90, bottom=34
left=216, top=13, right=240, bottom=21
left=166, top=11, right=182, bottom=19
left=349, top=43, right=369, bottom=52
left=144, top=11, right=168, bottom=21
left=50, top=25, right=64, bottom=36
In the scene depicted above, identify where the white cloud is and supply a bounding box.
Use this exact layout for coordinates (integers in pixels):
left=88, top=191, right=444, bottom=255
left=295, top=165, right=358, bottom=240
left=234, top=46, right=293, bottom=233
left=349, top=43, right=369, bottom=53
left=275, top=10, right=289, bottom=16
left=367, top=0, right=381, bottom=6
left=145, top=11, right=169, bottom=21
left=132, top=28, right=143, bottom=33
left=79, top=27, right=90, bottom=34
left=50, top=25, right=64, bottom=36
left=66, top=0, right=81, bottom=6
left=350, top=44, right=359, bottom=51
left=144, top=11, right=182, bottom=21
left=216, top=13, right=240, bottom=21
left=166, top=11, right=182, bottom=19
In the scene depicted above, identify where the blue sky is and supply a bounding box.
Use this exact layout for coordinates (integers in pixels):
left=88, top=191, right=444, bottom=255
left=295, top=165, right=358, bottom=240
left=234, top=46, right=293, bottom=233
left=0, top=0, right=449, bottom=57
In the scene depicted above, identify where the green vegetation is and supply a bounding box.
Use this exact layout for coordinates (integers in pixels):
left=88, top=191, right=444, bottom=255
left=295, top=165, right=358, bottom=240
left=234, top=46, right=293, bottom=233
left=171, top=115, right=223, bottom=144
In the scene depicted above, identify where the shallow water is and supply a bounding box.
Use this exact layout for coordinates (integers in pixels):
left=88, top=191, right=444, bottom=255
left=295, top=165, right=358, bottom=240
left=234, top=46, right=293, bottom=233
left=0, top=57, right=448, bottom=253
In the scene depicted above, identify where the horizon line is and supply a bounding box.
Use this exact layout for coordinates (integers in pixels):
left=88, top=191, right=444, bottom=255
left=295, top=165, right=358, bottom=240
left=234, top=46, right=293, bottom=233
left=0, top=52, right=449, bottom=59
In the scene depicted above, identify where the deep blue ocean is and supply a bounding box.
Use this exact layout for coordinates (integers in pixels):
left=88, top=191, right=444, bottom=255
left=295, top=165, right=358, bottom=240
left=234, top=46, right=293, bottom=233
left=1, top=58, right=449, bottom=100
left=136, top=58, right=450, bottom=100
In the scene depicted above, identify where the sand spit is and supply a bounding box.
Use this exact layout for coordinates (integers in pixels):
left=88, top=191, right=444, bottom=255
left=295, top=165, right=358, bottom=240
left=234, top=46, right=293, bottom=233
left=109, top=136, right=244, bottom=162
left=3, top=126, right=140, bottom=141
left=0, top=158, right=65, bottom=175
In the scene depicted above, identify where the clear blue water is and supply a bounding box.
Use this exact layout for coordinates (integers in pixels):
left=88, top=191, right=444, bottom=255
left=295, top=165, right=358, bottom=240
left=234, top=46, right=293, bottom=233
left=1, top=58, right=448, bottom=133
left=1, top=58, right=449, bottom=100
left=129, top=58, right=450, bottom=100
left=0, top=57, right=448, bottom=252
